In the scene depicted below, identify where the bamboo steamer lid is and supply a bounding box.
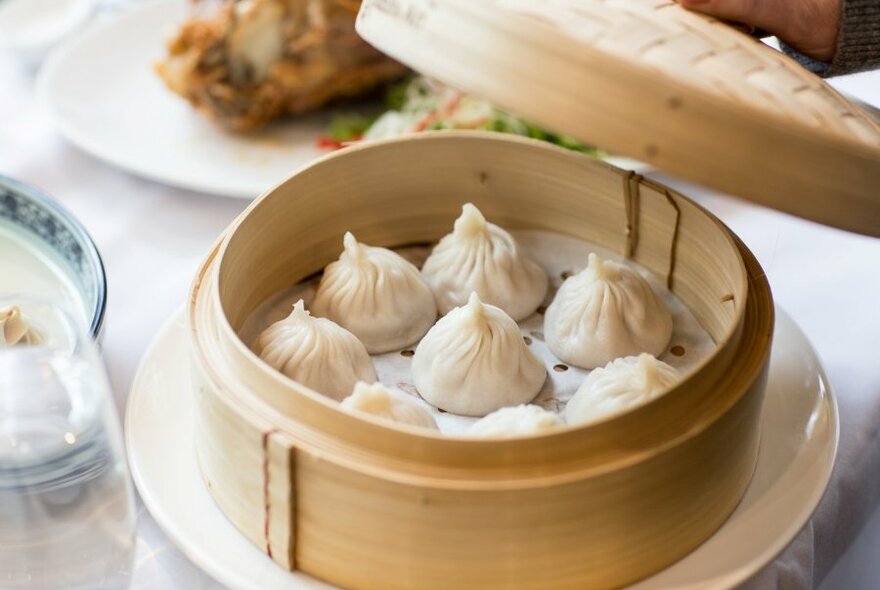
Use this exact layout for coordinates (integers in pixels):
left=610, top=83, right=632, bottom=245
left=355, top=0, right=880, bottom=237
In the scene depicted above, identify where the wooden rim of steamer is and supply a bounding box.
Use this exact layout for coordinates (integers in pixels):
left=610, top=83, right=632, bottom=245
left=187, top=133, right=770, bottom=476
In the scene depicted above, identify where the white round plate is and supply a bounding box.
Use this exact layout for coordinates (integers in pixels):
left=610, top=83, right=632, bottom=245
left=36, top=0, right=335, bottom=199
left=125, top=308, right=838, bottom=590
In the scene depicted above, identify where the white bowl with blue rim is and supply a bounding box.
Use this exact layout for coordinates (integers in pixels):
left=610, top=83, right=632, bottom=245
left=0, top=175, right=106, bottom=340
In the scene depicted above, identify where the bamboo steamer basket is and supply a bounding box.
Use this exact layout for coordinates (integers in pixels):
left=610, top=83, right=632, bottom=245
left=189, top=133, right=772, bottom=590
left=187, top=0, right=880, bottom=587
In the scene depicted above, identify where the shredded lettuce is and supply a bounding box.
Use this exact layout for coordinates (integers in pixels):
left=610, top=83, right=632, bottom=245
left=327, top=113, right=376, bottom=141
left=325, top=76, right=605, bottom=157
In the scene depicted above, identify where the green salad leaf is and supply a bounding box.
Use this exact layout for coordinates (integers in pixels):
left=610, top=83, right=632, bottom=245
left=327, top=113, right=376, bottom=141
left=324, top=77, right=605, bottom=158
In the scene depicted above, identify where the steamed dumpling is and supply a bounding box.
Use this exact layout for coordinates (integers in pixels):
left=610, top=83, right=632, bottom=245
left=564, top=354, right=678, bottom=426
left=412, top=292, right=546, bottom=416
left=0, top=305, right=42, bottom=347
left=421, top=203, right=548, bottom=321
left=312, top=232, right=436, bottom=353
left=340, top=381, right=438, bottom=430
left=544, top=253, right=673, bottom=369
left=469, top=404, right=563, bottom=437
left=258, top=300, right=376, bottom=400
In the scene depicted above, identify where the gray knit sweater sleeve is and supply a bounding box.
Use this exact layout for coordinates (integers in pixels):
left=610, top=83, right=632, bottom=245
left=783, top=0, right=880, bottom=77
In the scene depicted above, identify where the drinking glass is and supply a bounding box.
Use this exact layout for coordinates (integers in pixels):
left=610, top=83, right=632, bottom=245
left=0, top=297, right=135, bottom=589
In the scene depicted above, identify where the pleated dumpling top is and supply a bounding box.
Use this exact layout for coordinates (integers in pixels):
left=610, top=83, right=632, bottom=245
left=312, top=232, right=436, bottom=353
left=468, top=404, right=563, bottom=438
left=412, top=292, right=546, bottom=417
left=544, top=253, right=673, bottom=369
left=564, top=354, right=679, bottom=426
left=340, top=381, right=439, bottom=431
left=421, top=203, right=548, bottom=321
left=258, top=300, right=376, bottom=401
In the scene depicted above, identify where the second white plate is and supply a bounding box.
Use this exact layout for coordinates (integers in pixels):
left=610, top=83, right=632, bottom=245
left=37, top=0, right=334, bottom=199
left=125, top=307, right=838, bottom=590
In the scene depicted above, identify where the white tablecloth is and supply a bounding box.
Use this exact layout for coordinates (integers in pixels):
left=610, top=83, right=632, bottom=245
left=2, top=49, right=880, bottom=590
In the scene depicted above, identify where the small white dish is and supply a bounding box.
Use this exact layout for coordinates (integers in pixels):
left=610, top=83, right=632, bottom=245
left=125, top=307, right=838, bottom=590
left=0, top=174, right=107, bottom=339
left=0, top=0, right=96, bottom=66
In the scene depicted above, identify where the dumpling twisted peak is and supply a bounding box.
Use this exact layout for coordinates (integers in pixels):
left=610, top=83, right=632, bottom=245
left=421, top=203, right=548, bottom=321
left=469, top=404, right=563, bottom=438
left=544, top=253, right=673, bottom=369
left=462, top=291, right=487, bottom=323
left=342, top=231, right=366, bottom=261
left=258, top=299, right=376, bottom=400
left=340, top=381, right=438, bottom=431
left=453, top=203, right=489, bottom=238
left=311, top=232, right=436, bottom=353
left=0, top=305, right=42, bottom=347
left=412, top=292, right=546, bottom=417
left=584, top=252, right=617, bottom=281
left=564, top=354, right=679, bottom=426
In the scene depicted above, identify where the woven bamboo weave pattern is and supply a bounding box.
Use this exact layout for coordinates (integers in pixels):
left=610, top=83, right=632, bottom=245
left=497, top=0, right=880, bottom=146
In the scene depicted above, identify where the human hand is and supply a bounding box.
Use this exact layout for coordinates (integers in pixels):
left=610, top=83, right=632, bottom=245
left=679, top=0, right=841, bottom=62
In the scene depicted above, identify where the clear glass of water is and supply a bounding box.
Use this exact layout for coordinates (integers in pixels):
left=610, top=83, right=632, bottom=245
left=0, top=297, right=135, bottom=590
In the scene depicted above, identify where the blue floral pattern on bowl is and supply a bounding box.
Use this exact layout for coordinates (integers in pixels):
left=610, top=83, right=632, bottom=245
left=0, top=175, right=107, bottom=340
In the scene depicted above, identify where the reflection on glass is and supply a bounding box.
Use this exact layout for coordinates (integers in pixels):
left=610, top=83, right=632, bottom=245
left=0, top=297, right=135, bottom=589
